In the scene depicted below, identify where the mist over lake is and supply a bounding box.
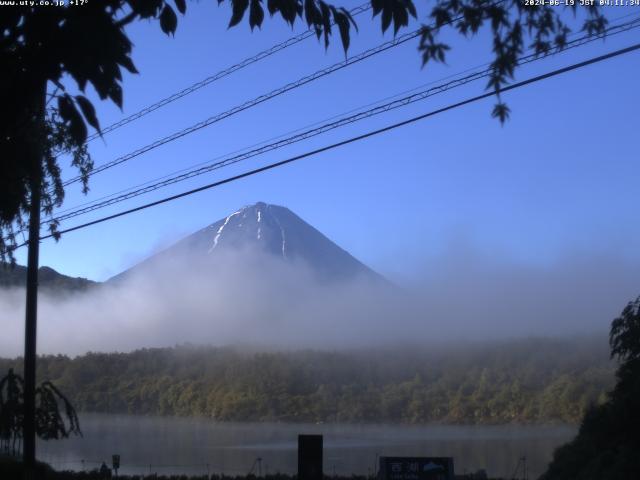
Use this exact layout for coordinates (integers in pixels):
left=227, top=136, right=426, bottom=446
left=37, top=413, right=576, bottom=479
left=3, top=0, right=640, bottom=477
left=0, top=205, right=635, bottom=480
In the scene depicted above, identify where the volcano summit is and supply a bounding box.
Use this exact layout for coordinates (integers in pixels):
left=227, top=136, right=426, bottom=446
left=110, top=202, right=383, bottom=283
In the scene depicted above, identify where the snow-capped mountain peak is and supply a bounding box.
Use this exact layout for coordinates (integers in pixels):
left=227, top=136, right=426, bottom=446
left=110, top=202, right=383, bottom=283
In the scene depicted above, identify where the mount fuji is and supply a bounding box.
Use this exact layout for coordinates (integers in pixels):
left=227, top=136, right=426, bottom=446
left=109, top=202, right=384, bottom=283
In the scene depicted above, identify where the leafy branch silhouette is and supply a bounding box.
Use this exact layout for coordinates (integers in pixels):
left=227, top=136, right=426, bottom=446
left=0, top=369, right=81, bottom=456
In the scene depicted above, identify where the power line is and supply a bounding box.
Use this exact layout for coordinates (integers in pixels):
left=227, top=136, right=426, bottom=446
left=51, top=68, right=488, bottom=219
left=50, top=1, right=508, bottom=204
left=42, top=17, right=640, bottom=226
left=60, top=26, right=425, bottom=189
left=50, top=10, right=640, bottom=221
left=61, top=0, right=501, bottom=190
left=2, top=41, right=633, bottom=257
left=32, top=1, right=510, bottom=232
left=9, top=20, right=639, bottom=239
left=84, top=2, right=373, bottom=143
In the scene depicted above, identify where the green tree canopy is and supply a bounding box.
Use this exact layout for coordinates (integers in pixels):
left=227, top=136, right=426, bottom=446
left=541, top=296, right=640, bottom=480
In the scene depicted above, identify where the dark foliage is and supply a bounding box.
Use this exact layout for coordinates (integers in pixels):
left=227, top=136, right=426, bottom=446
left=0, top=370, right=22, bottom=455
left=0, top=337, right=613, bottom=425
left=1, top=1, right=606, bottom=260
left=540, top=297, right=640, bottom=480
left=0, top=457, right=506, bottom=480
left=0, top=464, right=392, bottom=480
left=0, top=369, right=81, bottom=457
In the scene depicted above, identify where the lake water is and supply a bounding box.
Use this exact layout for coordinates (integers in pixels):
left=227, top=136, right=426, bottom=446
left=36, top=414, right=576, bottom=479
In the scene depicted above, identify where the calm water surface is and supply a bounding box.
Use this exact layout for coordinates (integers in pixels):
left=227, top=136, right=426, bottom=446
left=37, top=414, right=576, bottom=479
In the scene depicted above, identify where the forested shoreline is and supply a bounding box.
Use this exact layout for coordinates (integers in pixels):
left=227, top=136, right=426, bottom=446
left=0, top=336, right=614, bottom=425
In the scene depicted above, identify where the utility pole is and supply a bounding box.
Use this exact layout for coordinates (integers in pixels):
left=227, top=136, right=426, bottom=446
left=23, top=80, right=46, bottom=477
left=22, top=171, right=41, bottom=474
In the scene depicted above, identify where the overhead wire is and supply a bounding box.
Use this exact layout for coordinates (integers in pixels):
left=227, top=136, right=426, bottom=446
left=60, top=27, right=424, bottom=188
left=47, top=2, right=632, bottom=199
left=4, top=41, right=638, bottom=256
left=48, top=8, right=634, bottom=221
left=58, top=0, right=498, bottom=190
left=84, top=2, right=373, bottom=142
left=42, top=16, right=640, bottom=226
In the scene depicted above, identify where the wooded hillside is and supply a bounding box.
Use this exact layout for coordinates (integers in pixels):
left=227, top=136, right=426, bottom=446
left=0, top=336, right=613, bottom=424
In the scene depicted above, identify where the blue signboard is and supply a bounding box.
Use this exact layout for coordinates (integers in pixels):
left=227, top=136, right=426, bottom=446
left=379, top=457, right=454, bottom=480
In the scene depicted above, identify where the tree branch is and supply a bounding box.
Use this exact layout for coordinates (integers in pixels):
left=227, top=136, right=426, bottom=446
left=115, top=11, right=138, bottom=28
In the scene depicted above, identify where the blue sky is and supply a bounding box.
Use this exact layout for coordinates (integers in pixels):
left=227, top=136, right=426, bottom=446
left=14, top=2, right=640, bottom=283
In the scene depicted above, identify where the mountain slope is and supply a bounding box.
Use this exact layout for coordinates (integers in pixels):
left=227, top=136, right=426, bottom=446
left=0, top=263, right=95, bottom=292
left=111, top=202, right=383, bottom=283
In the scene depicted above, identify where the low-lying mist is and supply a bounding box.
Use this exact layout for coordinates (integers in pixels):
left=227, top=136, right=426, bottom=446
left=0, top=245, right=638, bottom=357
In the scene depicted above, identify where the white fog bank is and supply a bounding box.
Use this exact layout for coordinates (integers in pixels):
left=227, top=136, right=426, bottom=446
left=0, top=246, right=638, bottom=357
